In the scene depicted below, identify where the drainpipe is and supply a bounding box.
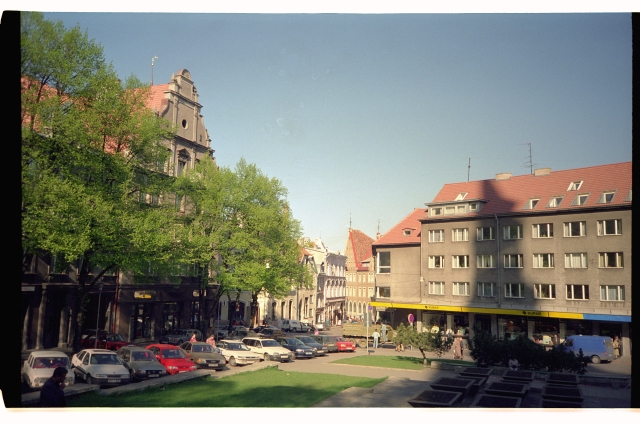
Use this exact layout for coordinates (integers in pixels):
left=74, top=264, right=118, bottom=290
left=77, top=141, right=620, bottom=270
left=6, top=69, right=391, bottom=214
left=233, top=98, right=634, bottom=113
left=494, top=215, right=501, bottom=308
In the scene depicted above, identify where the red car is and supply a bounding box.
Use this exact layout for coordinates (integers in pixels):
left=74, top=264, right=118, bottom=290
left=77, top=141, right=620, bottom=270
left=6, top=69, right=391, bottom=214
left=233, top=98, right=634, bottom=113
left=334, top=337, right=356, bottom=352
left=80, top=333, right=130, bottom=351
left=146, top=344, right=197, bottom=375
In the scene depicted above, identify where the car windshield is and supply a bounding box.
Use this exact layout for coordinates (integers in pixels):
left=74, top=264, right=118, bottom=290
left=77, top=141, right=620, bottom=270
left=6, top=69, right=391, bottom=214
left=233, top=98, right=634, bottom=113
left=297, top=337, right=314, bottom=344
left=162, top=349, right=187, bottom=359
left=261, top=340, right=280, bottom=347
left=132, top=351, right=155, bottom=361
left=192, top=345, right=213, bottom=353
left=91, top=354, right=121, bottom=365
left=287, top=339, right=304, bottom=345
left=334, top=337, right=345, bottom=342
left=107, top=334, right=124, bottom=342
left=33, top=357, right=70, bottom=368
left=228, top=343, right=250, bottom=351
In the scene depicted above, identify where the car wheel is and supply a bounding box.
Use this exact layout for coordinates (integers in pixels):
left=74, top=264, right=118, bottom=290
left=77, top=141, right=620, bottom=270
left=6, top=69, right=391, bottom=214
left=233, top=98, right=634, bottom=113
left=358, top=340, right=367, bottom=349
left=229, top=357, right=237, bottom=367
left=591, top=355, right=601, bottom=364
left=86, top=374, right=93, bottom=385
left=264, top=353, right=270, bottom=362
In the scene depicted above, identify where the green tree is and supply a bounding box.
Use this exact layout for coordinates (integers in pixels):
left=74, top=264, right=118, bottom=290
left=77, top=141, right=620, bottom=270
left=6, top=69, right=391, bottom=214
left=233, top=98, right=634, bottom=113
left=393, top=323, right=454, bottom=365
left=21, top=12, right=177, bottom=350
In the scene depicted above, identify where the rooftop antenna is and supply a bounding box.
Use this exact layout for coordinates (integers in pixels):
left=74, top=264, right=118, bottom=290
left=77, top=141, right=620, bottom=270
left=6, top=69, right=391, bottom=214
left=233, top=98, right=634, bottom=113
left=151, top=56, right=158, bottom=86
left=467, top=157, right=471, bottom=183
left=520, top=143, right=536, bottom=174
left=349, top=213, right=352, bottom=230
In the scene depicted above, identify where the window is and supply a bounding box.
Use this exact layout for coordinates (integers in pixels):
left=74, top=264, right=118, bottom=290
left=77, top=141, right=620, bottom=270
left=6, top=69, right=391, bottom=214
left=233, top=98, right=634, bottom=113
left=477, top=227, right=495, bottom=241
left=469, top=202, right=478, bottom=211
left=477, top=255, right=495, bottom=268
left=599, top=252, right=623, bottom=268
left=532, top=223, right=553, bottom=238
left=504, top=254, right=523, bottom=268
left=503, top=225, right=522, bottom=240
left=524, top=198, right=540, bottom=209
left=624, top=189, right=631, bottom=202
left=429, top=229, right=444, bottom=243
left=504, top=283, right=524, bottom=298
left=565, top=253, right=587, bottom=268
left=455, top=192, right=468, bottom=201
left=598, top=191, right=615, bottom=204
left=456, top=205, right=466, bottom=214
left=572, top=194, right=589, bottom=206
left=177, top=160, right=186, bottom=176
left=452, top=282, right=469, bottom=296
left=452, top=228, right=468, bottom=242
left=567, top=181, right=583, bottom=191
left=428, top=256, right=445, bottom=269
left=403, top=229, right=412, bottom=236
left=444, top=206, right=455, bottom=215
left=564, top=221, right=586, bottom=237
left=600, top=285, right=625, bottom=301
left=431, top=207, right=442, bottom=216
left=428, top=282, right=445, bottom=295
left=597, top=219, right=622, bottom=235
left=477, top=282, right=496, bottom=297
left=533, top=253, right=554, bottom=268
left=534, top=284, right=556, bottom=299
left=377, top=287, right=390, bottom=298
left=566, top=284, right=589, bottom=300
left=548, top=196, right=564, bottom=207
left=377, top=252, right=390, bottom=273
left=452, top=255, right=469, bottom=268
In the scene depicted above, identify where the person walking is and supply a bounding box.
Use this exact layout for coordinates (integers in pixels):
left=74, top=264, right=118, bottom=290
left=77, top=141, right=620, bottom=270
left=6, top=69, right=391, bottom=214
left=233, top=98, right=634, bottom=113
left=39, top=367, right=68, bottom=407
left=372, top=330, right=380, bottom=349
left=381, top=323, right=387, bottom=343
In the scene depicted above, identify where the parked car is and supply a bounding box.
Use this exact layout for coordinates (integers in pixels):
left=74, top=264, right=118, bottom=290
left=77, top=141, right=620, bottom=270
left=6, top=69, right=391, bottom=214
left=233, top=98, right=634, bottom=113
left=22, top=350, right=75, bottom=390
left=293, top=335, right=328, bottom=356
left=281, top=319, right=302, bottom=332
left=217, top=339, right=262, bottom=366
left=311, top=335, right=339, bottom=353
left=71, top=349, right=131, bottom=387
left=227, top=329, right=259, bottom=340
left=300, top=322, right=315, bottom=333
left=81, top=329, right=107, bottom=340
left=241, top=337, right=293, bottom=362
left=159, top=329, right=203, bottom=345
left=334, top=337, right=356, bottom=352
left=81, top=333, right=130, bottom=351
left=560, top=335, right=616, bottom=364
left=258, top=328, right=285, bottom=339
left=116, top=346, right=168, bottom=381
left=146, top=344, right=198, bottom=374
left=179, top=341, right=226, bottom=370
left=274, top=337, right=316, bottom=359
left=253, top=325, right=279, bottom=334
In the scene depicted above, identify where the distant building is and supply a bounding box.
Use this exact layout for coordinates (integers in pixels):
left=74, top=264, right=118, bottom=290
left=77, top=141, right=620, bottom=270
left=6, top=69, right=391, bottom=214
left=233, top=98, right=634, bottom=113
left=372, top=162, right=631, bottom=355
left=344, top=228, right=376, bottom=321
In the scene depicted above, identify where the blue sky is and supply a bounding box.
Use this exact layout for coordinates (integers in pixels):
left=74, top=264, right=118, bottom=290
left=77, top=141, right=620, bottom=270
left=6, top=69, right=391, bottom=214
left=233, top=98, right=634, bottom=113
left=32, top=8, right=632, bottom=253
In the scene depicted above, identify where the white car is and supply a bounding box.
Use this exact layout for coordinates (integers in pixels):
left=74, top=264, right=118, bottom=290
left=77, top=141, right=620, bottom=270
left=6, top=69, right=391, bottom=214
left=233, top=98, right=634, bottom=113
left=217, top=340, right=261, bottom=366
left=241, top=337, right=293, bottom=362
left=23, top=350, right=75, bottom=389
left=71, top=349, right=131, bottom=387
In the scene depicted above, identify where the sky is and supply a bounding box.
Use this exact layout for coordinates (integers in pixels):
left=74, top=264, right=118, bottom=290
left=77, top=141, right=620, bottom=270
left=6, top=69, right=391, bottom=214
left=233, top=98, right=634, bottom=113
left=19, top=3, right=634, bottom=254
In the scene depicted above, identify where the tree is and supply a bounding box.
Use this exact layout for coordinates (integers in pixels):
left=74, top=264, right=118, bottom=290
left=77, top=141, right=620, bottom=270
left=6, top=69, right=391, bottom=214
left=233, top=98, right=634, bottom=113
left=393, top=323, right=454, bottom=365
left=21, top=12, right=177, bottom=350
left=175, top=157, right=313, bottom=330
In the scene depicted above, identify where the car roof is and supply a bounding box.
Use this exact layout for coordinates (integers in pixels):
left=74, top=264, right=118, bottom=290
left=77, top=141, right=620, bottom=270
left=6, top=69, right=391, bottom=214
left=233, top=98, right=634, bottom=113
left=81, top=349, right=116, bottom=354
left=147, top=344, right=180, bottom=349
left=119, top=346, right=148, bottom=351
left=29, top=350, right=69, bottom=357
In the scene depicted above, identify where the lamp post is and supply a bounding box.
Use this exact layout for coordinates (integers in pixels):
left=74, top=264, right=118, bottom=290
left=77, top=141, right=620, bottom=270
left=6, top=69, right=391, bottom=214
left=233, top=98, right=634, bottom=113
left=94, top=282, right=104, bottom=349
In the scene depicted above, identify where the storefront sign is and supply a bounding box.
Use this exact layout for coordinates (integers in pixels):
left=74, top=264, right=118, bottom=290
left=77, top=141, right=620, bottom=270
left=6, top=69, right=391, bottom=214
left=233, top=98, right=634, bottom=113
left=521, top=310, right=545, bottom=317
left=134, top=290, right=155, bottom=299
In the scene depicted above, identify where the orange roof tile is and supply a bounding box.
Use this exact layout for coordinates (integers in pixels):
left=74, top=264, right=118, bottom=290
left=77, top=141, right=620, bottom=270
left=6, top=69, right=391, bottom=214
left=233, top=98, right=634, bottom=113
left=147, top=84, right=170, bottom=116
left=348, top=229, right=375, bottom=271
left=373, top=208, right=426, bottom=247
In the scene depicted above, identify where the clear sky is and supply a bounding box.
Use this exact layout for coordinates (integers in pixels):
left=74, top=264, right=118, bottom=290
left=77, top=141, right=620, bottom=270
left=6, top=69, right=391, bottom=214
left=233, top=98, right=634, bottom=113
left=31, top=7, right=632, bottom=253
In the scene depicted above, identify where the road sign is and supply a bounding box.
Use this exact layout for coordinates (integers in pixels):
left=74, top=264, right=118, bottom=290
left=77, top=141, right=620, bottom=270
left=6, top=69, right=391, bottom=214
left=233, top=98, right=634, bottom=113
left=368, top=305, right=373, bottom=311
left=408, top=313, right=414, bottom=323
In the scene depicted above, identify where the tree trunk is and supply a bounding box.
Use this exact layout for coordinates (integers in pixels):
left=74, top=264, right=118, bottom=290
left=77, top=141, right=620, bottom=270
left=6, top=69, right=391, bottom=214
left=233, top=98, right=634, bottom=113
left=250, top=291, right=259, bottom=328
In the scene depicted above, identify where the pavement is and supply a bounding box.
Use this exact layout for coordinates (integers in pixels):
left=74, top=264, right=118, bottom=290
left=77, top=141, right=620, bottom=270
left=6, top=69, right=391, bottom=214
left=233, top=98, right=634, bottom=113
left=16, top=333, right=633, bottom=409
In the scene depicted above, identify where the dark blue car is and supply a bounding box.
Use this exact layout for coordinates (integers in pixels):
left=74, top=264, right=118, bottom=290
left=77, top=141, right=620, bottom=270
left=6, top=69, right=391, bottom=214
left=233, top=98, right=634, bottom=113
left=274, top=337, right=316, bottom=359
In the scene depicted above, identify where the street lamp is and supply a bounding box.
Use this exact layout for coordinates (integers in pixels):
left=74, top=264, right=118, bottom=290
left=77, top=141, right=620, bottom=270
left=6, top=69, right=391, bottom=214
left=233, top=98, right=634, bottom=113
left=94, top=282, right=104, bottom=349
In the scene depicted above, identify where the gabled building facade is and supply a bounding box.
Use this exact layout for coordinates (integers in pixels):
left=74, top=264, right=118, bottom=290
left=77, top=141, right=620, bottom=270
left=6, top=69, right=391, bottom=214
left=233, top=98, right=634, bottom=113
left=344, top=228, right=376, bottom=321
left=371, top=162, right=631, bottom=355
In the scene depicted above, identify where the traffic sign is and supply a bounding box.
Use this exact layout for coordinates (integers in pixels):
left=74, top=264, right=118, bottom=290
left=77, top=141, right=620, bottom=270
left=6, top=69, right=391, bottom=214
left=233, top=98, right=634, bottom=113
left=368, top=305, right=373, bottom=311
left=408, top=313, right=414, bottom=323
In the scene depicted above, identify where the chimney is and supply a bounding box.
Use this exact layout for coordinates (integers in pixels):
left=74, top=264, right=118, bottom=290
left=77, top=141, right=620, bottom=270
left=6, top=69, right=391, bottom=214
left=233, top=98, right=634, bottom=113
left=495, top=172, right=512, bottom=181
left=534, top=167, right=552, bottom=176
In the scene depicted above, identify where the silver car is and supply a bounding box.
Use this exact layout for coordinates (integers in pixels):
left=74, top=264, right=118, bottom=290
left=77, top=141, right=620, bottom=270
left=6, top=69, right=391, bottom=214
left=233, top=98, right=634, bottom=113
left=116, top=346, right=168, bottom=381
left=71, top=349, right=130, bottom=387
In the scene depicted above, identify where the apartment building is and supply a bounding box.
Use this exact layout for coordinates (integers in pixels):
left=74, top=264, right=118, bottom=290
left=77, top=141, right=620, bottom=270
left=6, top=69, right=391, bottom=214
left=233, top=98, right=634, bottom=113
left=372, top=162, right=631, bottom=355
left=344, top=228, right=376, bottom=321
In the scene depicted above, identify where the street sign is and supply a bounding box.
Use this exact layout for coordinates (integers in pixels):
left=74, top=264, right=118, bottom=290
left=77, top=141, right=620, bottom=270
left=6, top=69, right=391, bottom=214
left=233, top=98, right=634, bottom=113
left=368, top=305, right=373, bottom=311
left=408, top=313, right=414, bottom=323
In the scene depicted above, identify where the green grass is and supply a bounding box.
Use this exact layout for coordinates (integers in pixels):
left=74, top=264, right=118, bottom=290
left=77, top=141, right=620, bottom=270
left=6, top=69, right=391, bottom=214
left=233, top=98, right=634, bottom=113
left=65, top=367, right=386, bottom=407
left=331, top=355, right=476, bottom=369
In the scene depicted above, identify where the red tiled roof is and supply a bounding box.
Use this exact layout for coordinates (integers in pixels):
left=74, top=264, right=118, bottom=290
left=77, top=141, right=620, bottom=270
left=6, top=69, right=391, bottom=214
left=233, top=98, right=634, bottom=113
left=147, top=84, right=170, bottom=116
left=427, top=162, right=631, bottom=218
left=373, top=208, right=426, bottom=246
left=348, top=229, right=375, bottom=271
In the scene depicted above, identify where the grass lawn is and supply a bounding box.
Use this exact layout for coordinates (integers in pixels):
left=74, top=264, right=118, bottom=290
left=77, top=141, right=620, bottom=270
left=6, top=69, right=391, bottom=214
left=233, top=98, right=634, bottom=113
left=331, top=355, right=476, bottom=370
left=65, top=367, right=386, bottom=407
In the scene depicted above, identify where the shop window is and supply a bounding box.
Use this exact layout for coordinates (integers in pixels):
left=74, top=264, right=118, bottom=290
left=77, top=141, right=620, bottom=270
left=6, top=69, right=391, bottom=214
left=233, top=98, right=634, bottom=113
left=130, top=303, right=152, bottom=340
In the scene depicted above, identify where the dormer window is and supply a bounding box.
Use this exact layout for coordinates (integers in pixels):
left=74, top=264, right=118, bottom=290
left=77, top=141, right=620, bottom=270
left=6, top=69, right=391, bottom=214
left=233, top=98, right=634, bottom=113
left=469, top=203, right=478, bottom=211
left=431, top=207, right=442, bottom=216
left=524, top=198, right=540, bottom=209
left=624, top=189, right=631, bottom=202
left=444, top=206, right=455, bottom=215
left=403, top=229, right=412, bottom=236
left=598, top=191, right=615, bottom=204
left=572, top=194, right=589, bottom=206
left=455, top=192, right=468, bottom=201
left=548, top=196, right=564, bottom=208
left=568, top=181, right=583, bottom=191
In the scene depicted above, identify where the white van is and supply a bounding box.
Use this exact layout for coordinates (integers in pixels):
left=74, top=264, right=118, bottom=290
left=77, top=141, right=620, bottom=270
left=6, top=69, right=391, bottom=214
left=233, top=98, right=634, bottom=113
left=281, top=319, right=302, bottom=332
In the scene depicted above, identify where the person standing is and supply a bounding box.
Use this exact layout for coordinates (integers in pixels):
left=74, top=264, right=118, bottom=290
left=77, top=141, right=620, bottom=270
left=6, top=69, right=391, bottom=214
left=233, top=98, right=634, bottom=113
left=372, top=330, right=380, bottom=349
left=381, top=323, right=387, bottom=343
left=453, top=336, right=462, bottom=359
left=206, top=333, right=216, bottom=348
left=613, top=335, right=620, bottom=358
left=190, top=333, right=197, bottom=342
left=39, top=367, right=68, bottom=407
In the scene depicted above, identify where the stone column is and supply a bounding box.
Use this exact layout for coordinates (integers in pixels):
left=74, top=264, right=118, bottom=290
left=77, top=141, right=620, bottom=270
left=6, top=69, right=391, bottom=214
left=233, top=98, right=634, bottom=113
left=621, top=322, right=630, bottom=357
left=58, top=306, right=68, bottom=348
left=446, top=313, right=454, bottom=332
left=35, top=286, right=47, bottom=349
left=527, top=320, right=536, bottom=341
left=468, top=313, right=475, bottom=339
left=22, top=303, right=31, bottom=351
left=559, top=321, right=567, bottom=341
left=490, top=314, right=498, bottom=337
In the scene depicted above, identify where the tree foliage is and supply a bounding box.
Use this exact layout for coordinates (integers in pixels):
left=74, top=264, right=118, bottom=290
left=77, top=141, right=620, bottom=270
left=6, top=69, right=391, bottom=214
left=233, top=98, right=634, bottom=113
left=393, top=323, right=454, bottom=365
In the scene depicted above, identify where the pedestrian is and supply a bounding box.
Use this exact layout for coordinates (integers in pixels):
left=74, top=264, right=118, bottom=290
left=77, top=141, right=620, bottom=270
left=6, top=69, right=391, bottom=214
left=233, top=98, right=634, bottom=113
left=39, top=366, right=68, bottom=407
left=613, top=335, right=620, bottom=358
left=508, top=356, right=520, bottom=370
left=453, top=336, right=462, bottom=359
left=206, top=333, right=216, bottom=347
left=372, top=330, right=380, bottom=349
left=190, top=332, right=197, bottom=342
left=381, top=323, right=387, bottom=343
left=395, top=341, right=404, bottom=352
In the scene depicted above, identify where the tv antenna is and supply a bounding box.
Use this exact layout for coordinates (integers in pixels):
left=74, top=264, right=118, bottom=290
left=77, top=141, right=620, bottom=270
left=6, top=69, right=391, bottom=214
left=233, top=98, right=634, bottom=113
left=520, top=143, right=536, bottom=174
left=151, top=56, right=159, bottom=86
left=467, top=157, right=471, bottom=183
